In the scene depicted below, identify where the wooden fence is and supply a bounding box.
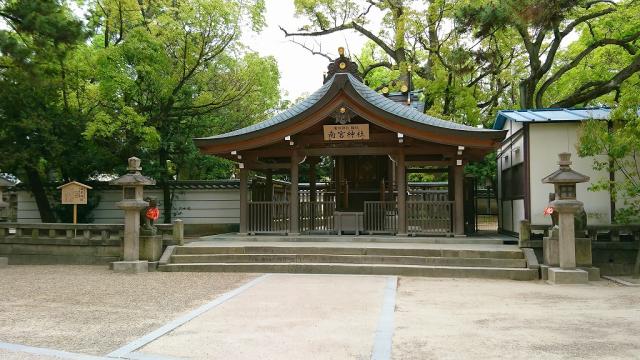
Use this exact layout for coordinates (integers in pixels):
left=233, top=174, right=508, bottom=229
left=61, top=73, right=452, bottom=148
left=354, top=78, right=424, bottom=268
left=299, top=201, right=336, bottom=233
left=363, top=201, right=398, bottom=234
left=407, top=201, right=453, bottom=235
left=248, top=201, right=290, bottom=234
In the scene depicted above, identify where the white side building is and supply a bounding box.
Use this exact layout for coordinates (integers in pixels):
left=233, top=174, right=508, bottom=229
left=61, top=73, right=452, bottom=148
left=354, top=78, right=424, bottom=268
left=494, top=107, right=614, bottom=235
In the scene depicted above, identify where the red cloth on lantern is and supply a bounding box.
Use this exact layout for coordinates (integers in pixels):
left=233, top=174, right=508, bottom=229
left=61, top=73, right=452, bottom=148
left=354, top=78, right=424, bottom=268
left=146, top=207, right=160, bottom=221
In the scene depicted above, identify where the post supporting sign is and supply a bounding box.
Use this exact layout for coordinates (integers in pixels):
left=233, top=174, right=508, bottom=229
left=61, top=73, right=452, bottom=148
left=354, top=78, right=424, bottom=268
left=57, top=181, right=92, bottom=224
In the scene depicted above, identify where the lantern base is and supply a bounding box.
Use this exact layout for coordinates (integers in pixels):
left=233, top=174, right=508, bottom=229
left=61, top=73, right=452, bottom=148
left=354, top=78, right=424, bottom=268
left=112, top=260, right=148, bottom=274
left=547, top=267, right=588, bottom=284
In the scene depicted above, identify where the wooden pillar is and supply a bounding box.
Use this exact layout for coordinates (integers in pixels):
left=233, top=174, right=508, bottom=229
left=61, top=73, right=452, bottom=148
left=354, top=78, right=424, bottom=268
left=454, top=164, right=465, bottom=236
left=309, top=159, right=317, bottom=203
left=309, top=159, right=317, bottom=230
left=265, top=170, right=273, bottom=202
left=239, top=167, right=249, bottom=235
left=397, top=152, right=407, bottom=235
left=336, top=156, right=344, bottom=209
left=290, top=152, right=300, bottom=235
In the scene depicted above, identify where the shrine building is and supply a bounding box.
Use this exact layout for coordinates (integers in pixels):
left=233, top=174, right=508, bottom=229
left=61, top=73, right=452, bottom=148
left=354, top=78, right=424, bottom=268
left=194, top=50, right=506, bottom=237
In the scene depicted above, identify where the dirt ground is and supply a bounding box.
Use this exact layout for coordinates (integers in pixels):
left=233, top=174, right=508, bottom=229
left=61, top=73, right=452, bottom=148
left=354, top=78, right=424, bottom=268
left=1, top=267, right=640, bottom=359
left=393, top=277, right=640, bottom=360
left=0, top=265, right=256, bottom=355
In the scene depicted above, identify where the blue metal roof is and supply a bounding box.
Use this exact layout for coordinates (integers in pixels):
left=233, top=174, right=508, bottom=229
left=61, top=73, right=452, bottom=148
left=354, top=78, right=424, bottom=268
left=492, top=107, right=611, bottom=130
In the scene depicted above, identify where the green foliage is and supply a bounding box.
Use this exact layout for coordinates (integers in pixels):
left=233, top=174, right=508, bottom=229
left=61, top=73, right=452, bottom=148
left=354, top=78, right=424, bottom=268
left=1, top=0, right=281, bottom=222
left=578, top=98, right=640, bottom=223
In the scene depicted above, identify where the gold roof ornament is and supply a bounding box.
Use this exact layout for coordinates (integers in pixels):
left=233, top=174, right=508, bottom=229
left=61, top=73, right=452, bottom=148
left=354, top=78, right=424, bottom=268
left=338, top=47, right=345, bottom=56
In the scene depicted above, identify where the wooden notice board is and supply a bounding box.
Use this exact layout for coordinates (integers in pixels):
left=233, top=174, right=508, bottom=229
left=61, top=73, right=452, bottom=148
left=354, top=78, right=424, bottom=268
left=57, top=181, right=92, bottom=224
left=323, top=124, right=369, bottom=141
left=58, top=181, right=92, bottom=205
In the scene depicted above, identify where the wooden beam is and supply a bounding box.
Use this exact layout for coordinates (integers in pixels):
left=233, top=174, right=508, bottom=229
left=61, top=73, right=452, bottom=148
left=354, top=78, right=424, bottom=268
left=246, top=161, right=292, bottom=170
left=406, top=160, right=454, bottom=167
left=406, top=167, right=449, bottom=174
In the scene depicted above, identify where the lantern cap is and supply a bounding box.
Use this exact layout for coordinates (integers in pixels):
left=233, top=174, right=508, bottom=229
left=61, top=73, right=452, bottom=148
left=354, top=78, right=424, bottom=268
left=0, top=176, right=15, bottom=188
left=110, top=157, right=156, bottom=186
left=127, top=157, right=142, bottom=172
left=542, top=153, right=590, bottom=184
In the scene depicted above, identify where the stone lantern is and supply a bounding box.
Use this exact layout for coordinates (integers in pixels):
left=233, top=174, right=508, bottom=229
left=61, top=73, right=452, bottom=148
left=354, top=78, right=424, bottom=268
left=541, top=152, right=591, bottom=284
left=109, top=157, right=155, bottom=273
left=0, top=177, right=14, bottom=222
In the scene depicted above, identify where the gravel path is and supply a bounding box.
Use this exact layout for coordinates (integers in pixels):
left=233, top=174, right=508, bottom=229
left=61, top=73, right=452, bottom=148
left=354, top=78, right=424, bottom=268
left=0, top=265, right=256, bottom=356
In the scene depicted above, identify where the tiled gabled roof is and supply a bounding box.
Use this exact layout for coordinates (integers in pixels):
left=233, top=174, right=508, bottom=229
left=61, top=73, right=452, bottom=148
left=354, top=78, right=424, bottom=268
left=195, top=73, right=500, bottom=143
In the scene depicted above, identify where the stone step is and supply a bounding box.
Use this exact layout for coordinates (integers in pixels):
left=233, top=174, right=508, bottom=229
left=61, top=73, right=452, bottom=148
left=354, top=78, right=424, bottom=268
left=169, top=254, right=527, bottom=268
left=174, top=246, right=524, bottom=259
left=158, top=262, right=538, bottom=280
left=205, top=235, right=506, bottom=245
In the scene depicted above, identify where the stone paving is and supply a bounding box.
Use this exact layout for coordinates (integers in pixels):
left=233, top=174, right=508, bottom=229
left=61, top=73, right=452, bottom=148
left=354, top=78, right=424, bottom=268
left=1, top=266, right=639, bottom=359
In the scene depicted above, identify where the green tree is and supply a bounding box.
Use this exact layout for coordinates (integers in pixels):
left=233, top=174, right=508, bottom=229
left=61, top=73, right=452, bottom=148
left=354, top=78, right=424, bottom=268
left=85, top=0, right=280, bottom=222
left=282, top=0, right=517, bottom=121
left=457, top=0, right=640, bottom=109
left=0, top=0, right=92, bottom=222
left=578, top=96, right=640, bottom=224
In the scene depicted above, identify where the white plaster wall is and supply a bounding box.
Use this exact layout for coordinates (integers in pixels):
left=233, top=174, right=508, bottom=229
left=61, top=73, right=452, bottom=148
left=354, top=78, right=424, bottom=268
left=529, top=123, right=611, bottom=226
left=17, top=188, right=240, bottom=225
left=512, top=199, right=525, bottom=231
left=501, top=200, right=513, bottom=232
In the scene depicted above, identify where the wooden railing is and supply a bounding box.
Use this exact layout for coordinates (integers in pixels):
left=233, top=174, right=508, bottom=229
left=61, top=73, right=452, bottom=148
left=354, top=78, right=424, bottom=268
left=407, top=201, right=453, bottom=236
left=248, top=201, right=290, bottom=234
left=300, top=201, right=336, bottom=233
left=364, top=201, right=398, bottom=234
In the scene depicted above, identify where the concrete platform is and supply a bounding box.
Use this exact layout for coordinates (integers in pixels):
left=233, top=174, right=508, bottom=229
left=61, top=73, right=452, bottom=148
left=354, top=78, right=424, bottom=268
left=112, top=260, right=148, bottom=274
left=0, top=257, right=7, bottom=268
left=547, top=268, right=589, bottom=284
left=541, top=264, right=600, bottom=281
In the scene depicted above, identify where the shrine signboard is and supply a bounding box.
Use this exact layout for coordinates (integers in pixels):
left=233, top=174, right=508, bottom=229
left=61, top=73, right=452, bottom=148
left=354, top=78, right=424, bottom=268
left=323, top=124, right=369, bottom=141
left=59, top=182, right=91, bottom=204
left=57, top=181, right=92, bottom=224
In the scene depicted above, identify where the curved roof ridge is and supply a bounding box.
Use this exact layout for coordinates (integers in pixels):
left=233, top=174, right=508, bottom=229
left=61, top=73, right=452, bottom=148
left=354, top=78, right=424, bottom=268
left=195, top=75, right=336, bottom=140
left=196, top=72, right=502, bottom=142
left=344, top=73, right=495, bottom=132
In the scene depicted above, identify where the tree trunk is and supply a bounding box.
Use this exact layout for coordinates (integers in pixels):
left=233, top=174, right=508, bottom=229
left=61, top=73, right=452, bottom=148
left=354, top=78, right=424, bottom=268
left=24, top=166, right=56, bottom=223
left=159, top=147, right=173, bottom=224
left=162, top=180, right=172, bottom=224
left=519, top=79, right=536, bottom=109
left=443, top=72, right=453, bottom=115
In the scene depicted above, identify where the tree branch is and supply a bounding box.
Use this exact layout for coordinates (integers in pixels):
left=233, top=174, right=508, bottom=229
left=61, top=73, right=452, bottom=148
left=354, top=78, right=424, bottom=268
left=551, top=53, right=640, bottom=108
left=280, top=21, right=397, bottom=61
left=561, top=7, right=616, bottom=38
left=361, top=61, right=393, bottom=77
left=287, top=38, right=333, bottom=61
left=536, top=31, right=640, bottom=107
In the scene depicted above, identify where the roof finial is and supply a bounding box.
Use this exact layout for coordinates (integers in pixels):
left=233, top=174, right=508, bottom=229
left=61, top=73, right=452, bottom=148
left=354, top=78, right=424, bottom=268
left=338, top=46, right=345, bottom=56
